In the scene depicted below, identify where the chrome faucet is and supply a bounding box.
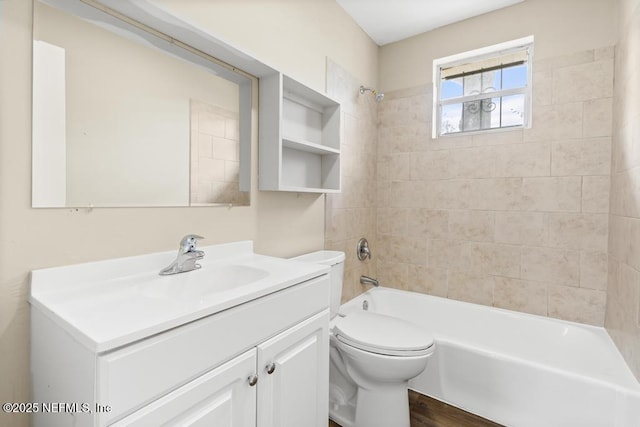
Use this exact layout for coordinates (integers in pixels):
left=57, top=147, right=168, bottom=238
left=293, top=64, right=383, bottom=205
left=360, top=275, right=379, bottom=287
left=159, top=234, right=205, bottom=275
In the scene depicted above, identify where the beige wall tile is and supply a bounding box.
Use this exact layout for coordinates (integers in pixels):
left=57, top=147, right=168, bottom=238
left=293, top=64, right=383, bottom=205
left=494, top=211, right=547, bottom=246
left=609, top=217, right=640, bottom=273
left=548, top=285, right=606, bottom=325
left=390, top=181, right=423, bottom=208
left=583, top=97, right=613, bottom=137
left=492, top=244, right=522, bottom=278
left=450, top=146, right=496, bottom=178
left=582, top=176, right=610, bottom=213
left=556, top=137, right=612, bottom=176
left=552, top=60, right=614, bottom=103
left=199, top=157, right=226, bottom=181
left=605, top=257, right=640, bottom=379
left=407, top=265, right=448, bottom=297
left=379, top=125, right=430, bottom=154
left=582, top=138, right=611, bottom=175
left=521, top=246, right=579, bottom=286
left=532, top=69, right=553, bottom=107
left=494, top=142, right=551, bottom=177
left=388, top=153, right=411, bottom=181
left=224, top=160, right=239, bottom=182
left=224, top=117, right=239, bottom=140
left=429, top=134, right=474, bottom=151
left=426, top=179, right=472, bottom=210
left=345, top=208, right=375, bottom=239
left=534, top=50, right=594, bottom=73
left=377, top=181, right=391, bottom=207
left=199, top=111, right=227, bottom=137
left=428, top=239, right=468, bottom=271
left=465, top=242, right=521, bottom=278
left=468, top=178, right=522, bottom=211
left=524, top=106, right=555, bottom=142
left=377, top=154, right=391, bottom=181
left=580, top=251, right=608, bottom=291
left=378, top=234, right=426, bottom=265
left=613, top=122, right=640, bottom=173
left=615, top=168, right=640, bottom=218
left=472, top=129, right=524, bottom=146
left=377, top=261, right=409, bottom=290
left=594, top=46, right=615, bottom=61
left=464, top=242, right=493, bottom=275
left=553, top=102, right=584, bottom=140
left=547, top=213, right=608, bottom=251
left=447, top=271, right=494, bottom=306
left=408, top=209, right=448, bottom=239
left=494, top=277, right=548, bottom=316
left=377, top=208, right=408, bottom=236
left=410, top=150, right=451, bottom=180
left=520, top=176, right=582, bottom=212
left=448, top=210, right=495, bottom=242
left=212, top=137, right=238, bottom=161
left=608, top=215, right=630, bottom=262
left=198, top=134, right=213, bottom=158
left=628, top=218, right=640, bottom=272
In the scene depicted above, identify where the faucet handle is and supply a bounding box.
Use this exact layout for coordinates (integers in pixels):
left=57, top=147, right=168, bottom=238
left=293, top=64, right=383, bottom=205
left=179, top=234, right=204, bottom=252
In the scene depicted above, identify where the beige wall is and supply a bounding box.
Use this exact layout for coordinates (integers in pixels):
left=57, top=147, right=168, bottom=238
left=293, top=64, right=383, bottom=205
left=606, top=0, right=640, bottom=381
left=156, top=0, right=379, bottom=95
left=379, top=0, right=617, bottom=92
left=0, top=1, right=377, bottom=425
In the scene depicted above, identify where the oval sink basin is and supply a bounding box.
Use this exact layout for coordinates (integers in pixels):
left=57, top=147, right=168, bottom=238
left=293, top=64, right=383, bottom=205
left=140, top=265, right=270, bottom=300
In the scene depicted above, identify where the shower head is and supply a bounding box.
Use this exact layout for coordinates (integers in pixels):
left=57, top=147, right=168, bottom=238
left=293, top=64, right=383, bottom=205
left=359, top=85, right=384, bottom=102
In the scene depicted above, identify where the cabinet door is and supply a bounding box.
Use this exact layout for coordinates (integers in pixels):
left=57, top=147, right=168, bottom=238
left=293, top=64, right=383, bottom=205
left=111, top=349, right=257, bottom=427
left=257, top=310, right=329, bottom=427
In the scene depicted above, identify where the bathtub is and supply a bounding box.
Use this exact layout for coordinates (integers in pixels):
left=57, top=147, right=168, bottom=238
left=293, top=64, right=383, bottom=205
left=339, top=287, right=640, bottom=427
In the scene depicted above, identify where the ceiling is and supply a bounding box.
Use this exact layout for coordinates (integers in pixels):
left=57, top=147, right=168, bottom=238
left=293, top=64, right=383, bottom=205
left=336, top=0, right=525, bottom=46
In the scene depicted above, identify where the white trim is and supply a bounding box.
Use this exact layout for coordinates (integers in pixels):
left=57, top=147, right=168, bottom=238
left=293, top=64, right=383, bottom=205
left=433, top=35, right=534, bottom=70
left=432, top=35, right=534, bottom=138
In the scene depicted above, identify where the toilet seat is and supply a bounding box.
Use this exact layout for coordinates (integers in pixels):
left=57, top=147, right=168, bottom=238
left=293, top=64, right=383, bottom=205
left=333, top=311, right=434, bottom=357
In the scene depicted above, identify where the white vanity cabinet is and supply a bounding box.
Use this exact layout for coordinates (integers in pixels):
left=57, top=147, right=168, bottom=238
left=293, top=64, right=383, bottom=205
left=112, top=310, right=328, bottom=427
left=30, top=241, right=330, bottom=427
left=257, top=311, right=329, bottom=427
left=111, top=348, right=258, bottom=427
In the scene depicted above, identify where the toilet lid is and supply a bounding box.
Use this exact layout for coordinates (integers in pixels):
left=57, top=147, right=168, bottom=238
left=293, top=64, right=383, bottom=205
left=333, top=311, right=434, bottom=356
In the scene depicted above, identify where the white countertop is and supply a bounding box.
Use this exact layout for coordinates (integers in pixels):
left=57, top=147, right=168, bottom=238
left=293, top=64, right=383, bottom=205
left=30, top=241, right=329, bottom=352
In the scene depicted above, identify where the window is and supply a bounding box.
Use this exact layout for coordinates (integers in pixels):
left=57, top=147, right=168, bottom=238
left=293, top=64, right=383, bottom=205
left=433, top=36, right=534, bottom=137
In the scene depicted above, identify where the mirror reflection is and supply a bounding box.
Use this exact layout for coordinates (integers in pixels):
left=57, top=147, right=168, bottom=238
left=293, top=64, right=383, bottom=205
left=32, top=0, right=251, bottom=207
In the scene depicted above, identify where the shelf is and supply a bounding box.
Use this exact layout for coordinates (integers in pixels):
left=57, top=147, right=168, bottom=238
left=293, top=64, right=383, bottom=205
left=282, top=137, right=340, bottom=155
left=259, top=72, right=341, bottom=193
left=278, top=186, right=341, bottom=194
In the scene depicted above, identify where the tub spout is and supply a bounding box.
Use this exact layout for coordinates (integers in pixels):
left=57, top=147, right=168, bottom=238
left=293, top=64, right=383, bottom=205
left=360, top=275, right=379, bottom=287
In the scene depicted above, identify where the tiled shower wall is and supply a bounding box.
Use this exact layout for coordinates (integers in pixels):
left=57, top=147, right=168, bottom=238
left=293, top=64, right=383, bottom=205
left=190, top=100, right=248, bottom=206
left=375, top=47, right=614, bottom=326
left=325, top=60, right=378, bottom=303
left=606, top=0, right=640, bottom=380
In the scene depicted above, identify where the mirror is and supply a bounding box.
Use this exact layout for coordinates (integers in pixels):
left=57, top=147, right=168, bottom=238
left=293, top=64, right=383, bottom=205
left=32, top=0, right=252, bottom=207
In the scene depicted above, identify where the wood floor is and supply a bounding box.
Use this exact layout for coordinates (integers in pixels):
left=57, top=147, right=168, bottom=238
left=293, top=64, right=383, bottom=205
left=328, top=390, right=503, bottom=427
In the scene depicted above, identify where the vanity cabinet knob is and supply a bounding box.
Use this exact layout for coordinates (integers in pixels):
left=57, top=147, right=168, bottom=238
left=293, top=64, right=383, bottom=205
left=266, top=363, right=276, bottom=374
left=248, top=375, right=258, bottom=386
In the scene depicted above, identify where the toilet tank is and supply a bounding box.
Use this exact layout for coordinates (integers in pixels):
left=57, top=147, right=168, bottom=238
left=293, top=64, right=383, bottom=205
left=291, top=251, right=345, bottom=318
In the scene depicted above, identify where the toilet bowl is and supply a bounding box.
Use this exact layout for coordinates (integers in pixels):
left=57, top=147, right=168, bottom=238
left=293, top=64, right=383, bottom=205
left=292, top=251, right=434, bottom=427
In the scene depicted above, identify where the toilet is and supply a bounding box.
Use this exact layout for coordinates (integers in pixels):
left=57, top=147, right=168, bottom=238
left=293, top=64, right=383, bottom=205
left=292, top=251, right=434, bottom=427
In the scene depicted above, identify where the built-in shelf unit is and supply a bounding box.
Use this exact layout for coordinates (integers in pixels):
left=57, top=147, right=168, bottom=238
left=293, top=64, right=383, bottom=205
left=259, top=73, right=341, bottom=193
